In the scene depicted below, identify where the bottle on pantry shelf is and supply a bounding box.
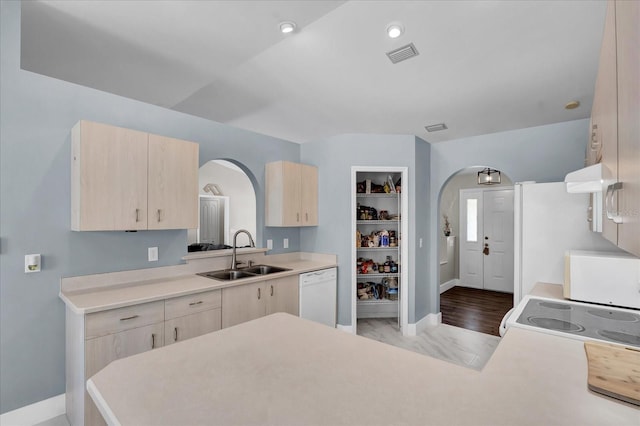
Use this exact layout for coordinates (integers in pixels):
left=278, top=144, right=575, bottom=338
left=384, top=256, right=391, bottom=273
left=391, top=260, right=398, bottom=273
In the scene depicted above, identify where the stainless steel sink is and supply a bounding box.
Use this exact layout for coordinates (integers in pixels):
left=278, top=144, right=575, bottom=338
left=198, top=265, right=290, bottom=281
left=199, top=270, right=256, bottom=281
left=241, top=265, right=291, bottom=275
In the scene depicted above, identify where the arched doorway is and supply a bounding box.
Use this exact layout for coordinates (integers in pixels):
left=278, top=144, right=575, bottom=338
left=188, top=159, right=257, bottom=250
left=437, top=166, right=514, bottom=336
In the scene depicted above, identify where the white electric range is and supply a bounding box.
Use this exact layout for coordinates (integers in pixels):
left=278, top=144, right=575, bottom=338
left=505, top=295, right=640, bottom=347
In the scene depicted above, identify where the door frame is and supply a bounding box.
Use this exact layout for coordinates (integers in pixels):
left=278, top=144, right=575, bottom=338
left=458, top=187, right=514, bottom=292
left=350, top=166, right=409, bottom=336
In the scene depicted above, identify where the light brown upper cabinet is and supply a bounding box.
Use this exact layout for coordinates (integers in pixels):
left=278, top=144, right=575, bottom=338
left=265, top=160, right=318, bottom=227
left=71, top=120, right=199, bottom=231
left=147, top=134, right=199, bottom=230
left=590, top=0, right=639, bottom=257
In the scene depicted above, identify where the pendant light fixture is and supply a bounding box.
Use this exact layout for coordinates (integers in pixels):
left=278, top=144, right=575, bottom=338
left=477, top=168, right=501, bottom=185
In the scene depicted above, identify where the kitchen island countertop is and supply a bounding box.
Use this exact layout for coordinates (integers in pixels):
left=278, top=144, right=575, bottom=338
left=87, top=311, right=639, bottom=426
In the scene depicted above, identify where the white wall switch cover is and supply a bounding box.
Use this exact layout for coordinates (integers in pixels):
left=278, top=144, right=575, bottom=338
left=283, top=238, right=289, bottom=249
left=267, top=239, right=273, bottom=250
left=148, top=247, right=158, bottom=262
left=419, top=238, right=423, bottom=248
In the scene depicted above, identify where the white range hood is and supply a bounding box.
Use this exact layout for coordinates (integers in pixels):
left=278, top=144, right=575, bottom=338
left=564, top=163, right=605, bottom=193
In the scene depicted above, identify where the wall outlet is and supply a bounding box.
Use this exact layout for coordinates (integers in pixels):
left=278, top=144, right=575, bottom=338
left=148, top=247, right=158, bottom=262
left=267, top=239, right=273, bottom=250
left=283, top=238, right=289, bottom=249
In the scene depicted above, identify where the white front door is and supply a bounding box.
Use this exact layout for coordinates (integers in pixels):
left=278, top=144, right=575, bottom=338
left=482, top=189, right=514, bottom=292
left=459, top=188, right=514, bottom=293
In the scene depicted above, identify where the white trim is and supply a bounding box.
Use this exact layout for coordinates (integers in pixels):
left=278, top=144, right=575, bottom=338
left=406, top=312, right=442, bottom=336
left=440, top=279, right=458, bottom=294
left=87, top=379, right=121, bottom=426
left=350, top=166, right=409, bottom=336
left=336, top=323, right=355, bottom=334
left=0, top=394, right=65, bottom=426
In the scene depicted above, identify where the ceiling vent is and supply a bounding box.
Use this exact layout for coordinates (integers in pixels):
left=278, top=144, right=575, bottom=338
left=425, top=123, right=448, bottom=132
left=386, top=43, right=419, bottom=64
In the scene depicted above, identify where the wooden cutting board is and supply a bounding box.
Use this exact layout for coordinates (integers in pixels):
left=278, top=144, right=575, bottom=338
left=584, top=341, right=640, bottom=406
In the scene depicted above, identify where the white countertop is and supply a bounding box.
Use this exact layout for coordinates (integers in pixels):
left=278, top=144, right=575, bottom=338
left=87, top=312, right=639, bottom=426
left=60, top=253, right=337, bottom=314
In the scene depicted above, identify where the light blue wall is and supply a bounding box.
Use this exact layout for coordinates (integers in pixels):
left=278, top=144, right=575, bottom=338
left=300, top=134, right=431, bottom=325
left=0, top=1, right=300, bottom=413
left=426, top=119, right=589, bottom=313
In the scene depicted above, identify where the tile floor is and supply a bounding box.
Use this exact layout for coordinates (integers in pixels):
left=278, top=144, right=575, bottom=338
left=357, top=318, right=501, bottom=370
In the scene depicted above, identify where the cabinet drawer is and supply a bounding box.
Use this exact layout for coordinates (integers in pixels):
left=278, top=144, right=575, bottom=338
left=85, top=301, right=164, bottom=339
left=165, top=289, right=221, bottom=320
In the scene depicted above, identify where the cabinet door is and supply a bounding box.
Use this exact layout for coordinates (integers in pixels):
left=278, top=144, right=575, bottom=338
left=595, top=0, right=619, bottom=245
left=615, top=0, right=640, bottom=256
left=301, top=164, right=318, bottom=226
left=266, top=161, right=302, bottom=226
left=85, top=322, right=164, bottom=425
left=221, top=281, right=266, bottom=328
left=71, top=120, right=148, bottom=231
left=266, top=275, right=299, bottom=316
left=147, top=134, right=199, bottom=230
left=164, top=308, right=222, bottom=345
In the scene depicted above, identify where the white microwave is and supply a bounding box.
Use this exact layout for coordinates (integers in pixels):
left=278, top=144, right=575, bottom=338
left=564, top=250, right=640, bottom=309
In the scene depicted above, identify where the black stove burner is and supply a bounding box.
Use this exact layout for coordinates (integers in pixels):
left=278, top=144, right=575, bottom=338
left=596, top=330, right=640, bottom=346
left=587, top=309, right=639, bottom=322
left=527, top=316, right=585, bottom=333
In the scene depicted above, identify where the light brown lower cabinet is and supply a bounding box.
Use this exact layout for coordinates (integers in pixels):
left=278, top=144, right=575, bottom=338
left=67, top=277, right=300, bottom=425
left=66, top=291, right=222, bottom=425
left=84, top=323, right=165, bottom=425
left=221, top=276, right=299, bottom=328
left=164, top=308, right=222, bottom=345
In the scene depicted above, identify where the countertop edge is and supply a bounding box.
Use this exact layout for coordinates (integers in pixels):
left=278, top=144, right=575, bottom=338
left=61, top=261, right=338, bottom=314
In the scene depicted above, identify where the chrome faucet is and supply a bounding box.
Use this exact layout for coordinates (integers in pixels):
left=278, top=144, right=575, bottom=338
left=230, top=229, right=255, bottom=270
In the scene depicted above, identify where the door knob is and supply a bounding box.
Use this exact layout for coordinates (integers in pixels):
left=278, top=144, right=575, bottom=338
left=483, top=244, right=490, bottom=255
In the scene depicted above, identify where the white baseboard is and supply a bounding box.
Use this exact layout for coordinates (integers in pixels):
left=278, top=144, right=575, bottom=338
left=336, top=324, right=354, bottom=334
left=440, top=278, right=458, bottom=294
left=0, top=394, right=65, bottom=426
left=406, top=312, right=442, bottom=336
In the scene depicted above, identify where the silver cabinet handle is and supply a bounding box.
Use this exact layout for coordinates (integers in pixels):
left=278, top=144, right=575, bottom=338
left=270, top=285, right=274, bottom=297
left=119, top=315, right=139, bottom=321
left=606, top=183, right=623, bottom=223
left=189, top=301, right=203, bottom=307
left=135, top=209, right=140, bottom=222
left=174, top=327, right=178, bottom=342
left=297, top=213, right=300, bottom=222
left=151, top=333, right=156, bottom=349
left=157, top=209, right=162, bottom=222
left=305, top=212, right=308, bottom=221
left=258, top=288, right=261, bottom=300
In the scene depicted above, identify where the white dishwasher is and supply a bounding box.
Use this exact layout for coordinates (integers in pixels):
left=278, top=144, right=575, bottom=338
left=299, top=268, right=337, bottom=328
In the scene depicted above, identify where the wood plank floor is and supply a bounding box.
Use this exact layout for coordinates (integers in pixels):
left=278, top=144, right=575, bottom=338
left=440, top=286, right=513, bottom=336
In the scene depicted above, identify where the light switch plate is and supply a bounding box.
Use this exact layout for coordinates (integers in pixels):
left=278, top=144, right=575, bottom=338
left=267, top=239, right=273, bottom=250
left=283, top=238, right=289, bottom=249
left=148, top=247, right=158, bottom=262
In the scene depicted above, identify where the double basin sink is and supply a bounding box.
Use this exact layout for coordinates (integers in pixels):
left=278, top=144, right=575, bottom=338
left=198, top=265, right=291, bottom=281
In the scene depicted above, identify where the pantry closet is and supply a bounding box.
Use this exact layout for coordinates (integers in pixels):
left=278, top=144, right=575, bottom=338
left=352, top=167, right=408, bottom=333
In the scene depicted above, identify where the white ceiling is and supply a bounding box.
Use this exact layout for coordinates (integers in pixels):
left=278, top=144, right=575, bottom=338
left=20, top=0, right=606, bottom=144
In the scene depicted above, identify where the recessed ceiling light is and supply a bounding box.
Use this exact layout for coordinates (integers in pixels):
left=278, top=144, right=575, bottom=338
left=280, top=21, right=296, bottom=34
left=565, top=100, right=580, bottom=110
left=386, top=23, right=404, bottom=39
